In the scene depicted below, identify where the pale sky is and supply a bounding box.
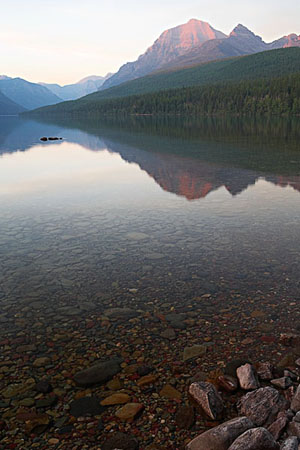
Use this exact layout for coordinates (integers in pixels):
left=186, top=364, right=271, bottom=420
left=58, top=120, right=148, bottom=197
left=1, top=0, right=299, bottom=85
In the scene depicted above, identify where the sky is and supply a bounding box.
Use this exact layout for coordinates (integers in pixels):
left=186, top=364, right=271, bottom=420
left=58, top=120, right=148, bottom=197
left=1, top=0, right=300, bottom=85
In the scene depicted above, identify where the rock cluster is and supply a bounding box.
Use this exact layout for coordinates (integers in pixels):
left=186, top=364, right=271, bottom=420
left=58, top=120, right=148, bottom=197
left=186, top=361, right=300, bottom=449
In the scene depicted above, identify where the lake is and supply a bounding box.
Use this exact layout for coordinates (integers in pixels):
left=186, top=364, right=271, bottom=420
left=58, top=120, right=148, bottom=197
left=1, top=115, right=300, bottom=447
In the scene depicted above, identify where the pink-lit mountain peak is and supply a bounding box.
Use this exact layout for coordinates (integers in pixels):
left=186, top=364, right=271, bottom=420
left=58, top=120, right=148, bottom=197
left=152, top=19, right=227, bottom=53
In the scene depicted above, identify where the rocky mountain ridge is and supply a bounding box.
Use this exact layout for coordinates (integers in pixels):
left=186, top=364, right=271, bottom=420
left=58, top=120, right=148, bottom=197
left=102, top=20, right=300, bottom=89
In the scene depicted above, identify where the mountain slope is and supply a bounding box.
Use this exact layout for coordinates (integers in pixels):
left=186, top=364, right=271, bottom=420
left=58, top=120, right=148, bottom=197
left=0, top=91, right=26, bottom=115
left=102, top=19, right=226, bottom=89
left=41, top=74, right=112, bottom=101
left=34, top=48, right=300, bottom=107
left=158, top=24, right=297, bottom=70
left=0, top=78, right=62, bottom=110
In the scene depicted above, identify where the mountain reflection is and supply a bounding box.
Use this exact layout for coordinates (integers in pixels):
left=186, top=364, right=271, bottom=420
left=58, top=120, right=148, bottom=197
left=0, top=115, right=300, bottom=200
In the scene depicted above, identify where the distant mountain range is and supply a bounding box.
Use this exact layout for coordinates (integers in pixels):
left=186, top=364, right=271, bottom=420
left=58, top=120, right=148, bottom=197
left=2, top=18, right=300, bottom=116
left=29, top=47, right=300, bottom=116
left=40, top=74, right=112, bottom=101
left=102, top=19, right=300, bottom=89
left=0, top=90, right=26, bottom=115
left=0, top=74, right=113, bottom=114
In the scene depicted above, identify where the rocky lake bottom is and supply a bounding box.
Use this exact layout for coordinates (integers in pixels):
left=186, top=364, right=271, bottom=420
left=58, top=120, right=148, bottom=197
left=0, top=116, right=300, bottom=449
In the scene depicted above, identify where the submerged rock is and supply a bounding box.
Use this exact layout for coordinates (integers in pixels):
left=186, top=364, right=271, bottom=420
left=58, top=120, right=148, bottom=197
left=183, top=345, right=207, bottom=361
left=189, top=381, right=223, bottom=420
left=102, top=432, right=139, bottom=450
left=218, top=374, right=238, bottom=393
left=175, top=405, right=195, bottom=430
left=186, top=416, right=254, bottom=450
left=70, top=397, right=105, bottom=417
left=115, top=403, right=144, bottom=421
left=74, top=359, right=122, bottom=386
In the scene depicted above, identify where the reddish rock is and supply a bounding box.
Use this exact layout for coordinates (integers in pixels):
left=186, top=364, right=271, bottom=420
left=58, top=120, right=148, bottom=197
left=256, top=362, right=274, bottom=381
left=236, top=364, right=260, bottom=390
left=115, top=403, right=144, bottom=422
left=227, top=427, right=279, bottom=450
left=280, top=437, right=298, bottom=449
left=102, top=432, right=139, bottom=450
left=218, top=375, right=238, bottom=393
left=267, top=413, right=288, bottom=440
left=186, top=416, right=254, bottom=450
left=271, top=377, right=293, bottom=389
left=101, top=393, right=130, bottom=406
left=189, top=382, right=223, bottom=420
left=137, top=374, right=157, bottom=387
left=237, top=387, right=288, bottom=427
left=287, top=420, right=300, bottom=438
left=160, top=384, right=182, bottom=400
left=291, top=385, right=300, bottom=412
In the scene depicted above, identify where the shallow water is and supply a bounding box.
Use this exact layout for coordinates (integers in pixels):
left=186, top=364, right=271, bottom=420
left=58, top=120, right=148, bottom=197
left=1, top=115, right=300, bottom=448
left=0, top=116, right=300, bottom=317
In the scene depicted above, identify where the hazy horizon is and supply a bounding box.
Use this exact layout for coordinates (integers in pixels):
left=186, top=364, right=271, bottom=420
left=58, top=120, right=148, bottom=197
left=2, top=0, right=300, bottom=85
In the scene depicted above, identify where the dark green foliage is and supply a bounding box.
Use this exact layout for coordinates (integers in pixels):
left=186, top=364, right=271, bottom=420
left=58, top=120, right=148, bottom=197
left=29, top=72, right=300, bottom=117
left=91, top=47, right=300, bottom=101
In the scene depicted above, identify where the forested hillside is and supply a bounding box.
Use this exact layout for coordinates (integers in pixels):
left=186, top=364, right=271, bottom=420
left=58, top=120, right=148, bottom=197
left=29, top=73, right=300, bottom=117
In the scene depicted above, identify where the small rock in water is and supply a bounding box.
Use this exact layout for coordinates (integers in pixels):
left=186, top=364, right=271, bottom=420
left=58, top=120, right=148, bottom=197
left=74, top=359, right=121, bottom=386
left=189, top=381, right=223, bottom=420
left=33, top=357, right=51, bottom=368
left=101, top=393, right=130, bottom=406
left=186, top=416, right=254, bottom=450
left=183, top=345, right=207, bottom=361
left=236, top=363, right=260, bottom=390
left=115, top=403, right=144, bottom=422
left=137, top=365, right=154, bottom=377
left=104, top=308, right=139, bottom=320
left=160, top=384, right=182, bottom=400
left=257, top=362, right=274, bottom=380
left=218, top=374, right=238, bottom=392
left=160, top=328, right=176, bottom=340
left=35, top=380, right=53, bottom=393
left=175, top=405, right=195, bottom=430
left=70, top=397, right=105, bottom=418
left=40, top=137, right=48, bottom=141
left=227, top=427, right=279, bottom=450
left=271, top=377, right=293, bottom=389
left=102, top=432, right=139, bottom=450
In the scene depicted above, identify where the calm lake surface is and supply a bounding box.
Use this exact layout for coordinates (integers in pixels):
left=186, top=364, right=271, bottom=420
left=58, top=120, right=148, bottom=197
left=1, top=116, right=300, bottom=310
left=1, top=115, right=300, bottom=447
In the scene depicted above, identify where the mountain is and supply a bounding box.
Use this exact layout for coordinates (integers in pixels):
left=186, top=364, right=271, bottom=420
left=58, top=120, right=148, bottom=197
left=102, top=19, right=226, bottom=89
left=28, top=47, right=300, bottom=116
left=0, top=90, right=26, bottom=115
left=41, top=73, right=113, bottom=101
left=270, top=33, right=300, bottom=49
left=156, top=24, right=299, bottom=70
left=0, top=77, right=62, bottom=110
left=102, top=22, right=300, bottom=89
